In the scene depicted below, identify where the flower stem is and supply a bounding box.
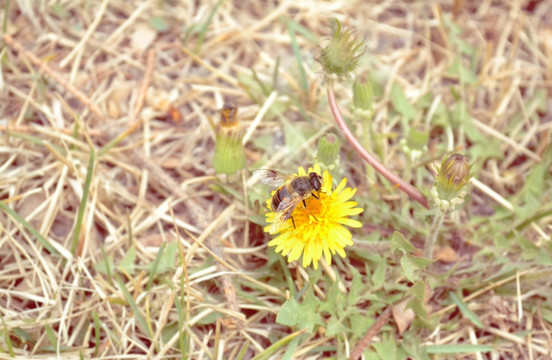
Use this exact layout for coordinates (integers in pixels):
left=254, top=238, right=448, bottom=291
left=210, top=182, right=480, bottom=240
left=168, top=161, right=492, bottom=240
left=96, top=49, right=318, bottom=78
left=425, top=209, right=446, bottom=259
left=326, top=82, right=430, bottom=209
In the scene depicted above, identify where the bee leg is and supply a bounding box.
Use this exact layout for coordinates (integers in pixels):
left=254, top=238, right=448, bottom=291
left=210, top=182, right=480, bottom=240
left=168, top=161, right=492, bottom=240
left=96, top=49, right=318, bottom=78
left=311, top=192, right=320, bottom=200
left=302, top=199, right=319, bottom=222
left=291, top=216, right=296, bottom=229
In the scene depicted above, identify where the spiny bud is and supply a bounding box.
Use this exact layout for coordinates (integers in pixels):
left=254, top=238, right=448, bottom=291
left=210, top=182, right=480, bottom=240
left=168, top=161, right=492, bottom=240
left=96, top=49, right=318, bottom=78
left=316, top=20, right=364, bottom=79
left=316, top=133, right=341, bottom=170
left=213, top=104, right=246, bottom=175
left=431, top=153, right=470, bottom=210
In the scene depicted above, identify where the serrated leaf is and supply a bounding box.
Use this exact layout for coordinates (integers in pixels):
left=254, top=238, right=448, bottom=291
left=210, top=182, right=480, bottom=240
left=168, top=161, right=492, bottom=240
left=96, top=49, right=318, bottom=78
left=276, top=288, right=322, bottom=331
left=319, top=281, right=344, bottom=313
left=373, top=336, right=398, bottom=360
left=390, top=232, right=416, bottom=253
left=326, top=316, right=350, bottom=336
left=350, top=310, right=374, bottom=338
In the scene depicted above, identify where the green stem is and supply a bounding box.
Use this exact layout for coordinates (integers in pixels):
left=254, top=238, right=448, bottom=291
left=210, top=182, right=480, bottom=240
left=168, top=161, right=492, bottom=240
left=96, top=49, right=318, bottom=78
left=326, top=81, right=430, bottom=209
left=425, top=210, right=447, bottom=259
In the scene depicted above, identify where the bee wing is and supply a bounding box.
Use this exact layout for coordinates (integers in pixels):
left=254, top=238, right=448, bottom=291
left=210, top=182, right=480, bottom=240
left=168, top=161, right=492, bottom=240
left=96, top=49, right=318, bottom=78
left=271, top=196, right=301, bottom=233
left=253, top=169, right=293, bottom=187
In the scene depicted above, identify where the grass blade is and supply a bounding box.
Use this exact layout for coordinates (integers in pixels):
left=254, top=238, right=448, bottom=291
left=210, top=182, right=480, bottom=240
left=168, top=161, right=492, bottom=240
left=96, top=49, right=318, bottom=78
left=114, top=273, right=152, bottom=338
left=72, top=147, right=95, bottom=255
left=285, top=18, right=308, bottom=93
left=0, top=201, right=59, bottom=255
left=92, top=310, right=101, bottom=357
left=195, top=0, right=224, bottom=53
left=146, top=242, right=166, bottom=291
left=449, top=292, right=483, bottom=329
left=251, top=330, right=305, bottom=360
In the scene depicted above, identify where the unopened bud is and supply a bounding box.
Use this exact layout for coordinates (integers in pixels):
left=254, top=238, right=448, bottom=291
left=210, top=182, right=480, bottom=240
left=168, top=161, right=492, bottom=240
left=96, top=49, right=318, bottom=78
left=316, top=133, right=341, bottom=169
left=352, top=76, right=373, bottom=117
left=213, top=104, right=246, bottom=175
left=431, top=153, right=471, bottom=209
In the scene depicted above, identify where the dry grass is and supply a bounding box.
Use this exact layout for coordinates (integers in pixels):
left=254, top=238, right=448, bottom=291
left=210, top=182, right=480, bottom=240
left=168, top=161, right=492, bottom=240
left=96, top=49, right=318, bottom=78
left=1, top=1, right=552, bottom=359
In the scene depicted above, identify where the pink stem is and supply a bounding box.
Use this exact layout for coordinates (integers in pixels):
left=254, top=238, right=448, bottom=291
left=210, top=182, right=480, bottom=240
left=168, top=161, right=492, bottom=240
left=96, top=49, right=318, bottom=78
left=327, top=83, right=430, bottom=209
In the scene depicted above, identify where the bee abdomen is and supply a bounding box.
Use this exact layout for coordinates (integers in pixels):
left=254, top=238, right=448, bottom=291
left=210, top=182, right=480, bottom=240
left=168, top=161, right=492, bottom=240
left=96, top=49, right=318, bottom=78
left=271, top=186, right=288, bottom=212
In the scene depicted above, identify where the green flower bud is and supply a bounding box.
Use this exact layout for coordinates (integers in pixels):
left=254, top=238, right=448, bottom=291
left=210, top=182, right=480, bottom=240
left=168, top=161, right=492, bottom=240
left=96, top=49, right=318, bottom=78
left=213, top=104, right=246, bottom=175
left=316, top=133, right=341, bottom=169
left=431, top=153, right=470, bottom=208
left=352, top=76, right=373, bottom=113
left=316, top=20, right=364, bottom=79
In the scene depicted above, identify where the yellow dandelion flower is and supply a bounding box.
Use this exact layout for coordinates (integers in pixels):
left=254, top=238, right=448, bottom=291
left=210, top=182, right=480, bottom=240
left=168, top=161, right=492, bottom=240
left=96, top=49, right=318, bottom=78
left=263, top=164, right=363, bottom=269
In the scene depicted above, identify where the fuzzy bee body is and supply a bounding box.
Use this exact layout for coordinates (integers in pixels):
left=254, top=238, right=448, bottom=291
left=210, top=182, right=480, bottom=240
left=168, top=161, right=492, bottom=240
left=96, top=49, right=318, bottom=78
left=254, top=169, right=323, bottom=232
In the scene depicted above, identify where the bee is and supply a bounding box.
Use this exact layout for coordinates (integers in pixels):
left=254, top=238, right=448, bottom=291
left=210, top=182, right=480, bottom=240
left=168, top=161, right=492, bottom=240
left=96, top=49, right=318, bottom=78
left=254, top=169, right=323, bottom=232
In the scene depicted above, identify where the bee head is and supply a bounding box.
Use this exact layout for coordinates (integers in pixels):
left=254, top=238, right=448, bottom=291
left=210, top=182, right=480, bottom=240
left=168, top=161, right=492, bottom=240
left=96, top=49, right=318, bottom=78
left=308, top=172, right=323, bottom=191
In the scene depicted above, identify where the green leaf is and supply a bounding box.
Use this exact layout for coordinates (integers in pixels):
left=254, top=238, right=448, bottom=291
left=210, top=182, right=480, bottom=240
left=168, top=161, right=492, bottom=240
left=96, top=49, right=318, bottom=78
left=146, top=242, right=166, bottom=291
left=373, top=336, right=398, bottom=360
left=94, top=252, right=115, bottom=275
left=118, top=245, right=136, bottom=274
left=114, top=273, right=152, bottom=337
left=371, top=256, right=386, bottom=289
left=92, top=311, right=101, bottom=357
left=347, top=267, right=363, bottom=305
left=390, top=232, right=416, bottom=253
left=161, top=322, right=180, bottom=344
left=349, top=310, right=373, bottom=338
left=409, top=281, right=425, bottom=303
left=405, top=129, right=428, bottom=150
left=276, top=288, right=322, bottom=331
left=326, top=316, right=349, bottom=336
left=156, top=241, right=178, bottom=274
left=400, top=256, right=417, bottom=282
left=149, top=16, right=169, bottom=33
left=251, top=331, right=305, bottom=360
left=319, top=281, right=345, bottom=314
left=390, top=82, right=416, bottom=121
left=72, top=148, right=95, bottom=255
left=449, top=292, right=483, bottom=328
left=276, top=298, right=302, bottom=327
left=12, top=328, right=35, bottom=345
left=446, top=57, right=477, bottom=84
left=194, top=0, right=224, bottom=52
